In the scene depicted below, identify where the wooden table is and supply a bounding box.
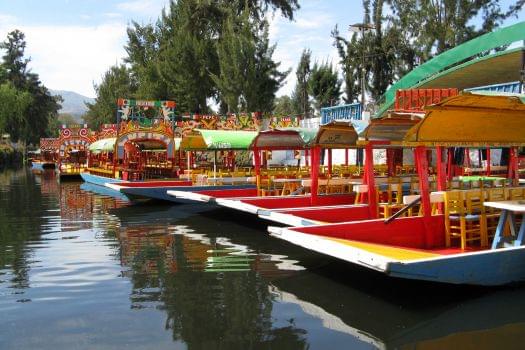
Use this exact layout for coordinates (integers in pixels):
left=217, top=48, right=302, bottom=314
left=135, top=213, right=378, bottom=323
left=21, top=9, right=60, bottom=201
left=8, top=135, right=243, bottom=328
left=484, top=200, right=525, bottom=249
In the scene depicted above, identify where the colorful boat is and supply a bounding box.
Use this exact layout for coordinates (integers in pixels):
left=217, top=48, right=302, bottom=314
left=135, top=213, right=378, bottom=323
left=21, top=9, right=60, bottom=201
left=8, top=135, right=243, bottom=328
left=108, top=129, right=259, bottom=202
left=270, top=93, right=525, bottom=286
left=31, top=138, right=58, bottom=172
left=55, top=124, right=95, bottom=179
left=191, top=122, right=364, bottom=213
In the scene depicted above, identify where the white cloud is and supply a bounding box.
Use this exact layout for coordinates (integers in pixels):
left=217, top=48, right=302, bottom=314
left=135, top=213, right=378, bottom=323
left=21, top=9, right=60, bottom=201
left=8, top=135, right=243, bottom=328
left=116, top=0, right=168, bottom=16
left=0, top=21, right=128, bottom=97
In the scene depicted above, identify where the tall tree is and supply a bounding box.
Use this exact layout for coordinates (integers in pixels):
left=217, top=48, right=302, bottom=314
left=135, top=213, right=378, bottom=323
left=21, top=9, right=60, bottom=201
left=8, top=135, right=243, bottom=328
left=273, top=95, right=295, bottom=115
left=125, top=22, right=167, bottom=99
left=0, top=30, right=60, bottom=144
left=291, top=49, right=312, bottom=116
left=333, top=0, right=525, bottom=105
left=84, top=64, right=136, bottom=129
left=308, top=61, right=341, bottom=111
left=212, top=9, right=287, bottom=113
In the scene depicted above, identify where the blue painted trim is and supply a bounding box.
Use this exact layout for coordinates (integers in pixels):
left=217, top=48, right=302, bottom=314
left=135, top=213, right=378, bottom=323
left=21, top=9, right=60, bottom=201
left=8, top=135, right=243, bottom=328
left=81, top=172, right=123, bottom=186
left=120, top=184, right=256, bottom=203
left=388, top=246, right=525, bottom=286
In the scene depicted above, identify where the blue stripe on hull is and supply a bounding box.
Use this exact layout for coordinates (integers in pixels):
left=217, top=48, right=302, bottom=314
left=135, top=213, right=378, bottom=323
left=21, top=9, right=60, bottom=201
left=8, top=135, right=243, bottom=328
left=388, top=246, right=525, bottom=286
left=81, top=172, right=123, bottom=186
left=120, top=184, right=255, bottom=203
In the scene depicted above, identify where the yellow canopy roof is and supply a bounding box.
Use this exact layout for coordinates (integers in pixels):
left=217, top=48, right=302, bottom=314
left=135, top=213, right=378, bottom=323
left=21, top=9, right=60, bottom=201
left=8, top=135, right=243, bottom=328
left=404, top=92, right=525, bottom=146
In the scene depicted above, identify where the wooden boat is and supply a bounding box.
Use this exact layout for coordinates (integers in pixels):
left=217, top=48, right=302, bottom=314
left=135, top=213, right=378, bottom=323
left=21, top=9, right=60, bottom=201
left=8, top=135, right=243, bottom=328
left=107, top=129, right=259, bottom=202
left=270, top=93, right=525, bottom=286
left=31, top=138, right=58, bottom=172
left=55, top=125, right=95, bottom=179
left=170, top=122, right=364, bottom=211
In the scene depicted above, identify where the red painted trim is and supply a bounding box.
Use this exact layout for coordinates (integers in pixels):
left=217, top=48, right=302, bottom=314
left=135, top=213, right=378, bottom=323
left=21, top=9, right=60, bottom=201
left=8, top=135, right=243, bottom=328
left=239, top=194, right=355, bottom=210
left=292, top=215, right=446, bottom=249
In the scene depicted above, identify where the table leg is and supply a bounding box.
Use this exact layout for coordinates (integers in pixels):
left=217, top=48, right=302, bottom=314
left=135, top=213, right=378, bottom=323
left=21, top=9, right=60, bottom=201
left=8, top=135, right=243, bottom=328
left=508, top=211, right=517, bottom=237
left=514, top=213, right=525, bottom=247
left=491, top=209, right=509, bottom=249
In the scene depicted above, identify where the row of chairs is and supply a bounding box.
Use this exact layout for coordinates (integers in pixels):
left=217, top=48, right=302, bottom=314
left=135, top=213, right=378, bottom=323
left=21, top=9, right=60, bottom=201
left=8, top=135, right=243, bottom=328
left=444, top=187, right=525, bottom=249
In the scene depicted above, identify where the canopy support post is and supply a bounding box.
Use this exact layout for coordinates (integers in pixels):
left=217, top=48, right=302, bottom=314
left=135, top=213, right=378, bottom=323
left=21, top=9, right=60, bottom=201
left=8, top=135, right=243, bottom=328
left=305, top=149, right=309, bottom=167
left=253, top=147, right=261, bottom=196
left=310, top=146, right=321, bottom=206
left=486, top=148, right=491, bottom=176
left=436, top=146, right=446, bottom=214
left=327, top=149, right=332, bottom=177
left=213, top=150, right=217, bottom=180
left=509, top=147, right=519, bottom=186
left=365, top=143, right=377, bottom=219
left=415, top=146, right=434, bottom=248
left=344, top=149, right=349, bottom=166
left=446, top=148, right=454, bottom=181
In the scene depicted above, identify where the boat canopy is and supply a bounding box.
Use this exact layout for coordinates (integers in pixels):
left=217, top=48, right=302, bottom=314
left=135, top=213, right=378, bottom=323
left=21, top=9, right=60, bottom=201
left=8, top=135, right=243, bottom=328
left=181, top=129, right=258, bottom=151
left=313, top=121, right=359, bottom=148
left=250, top=127, right=318, bottom=150
left=88, top=137, right=116, bottom=154
left=360, top=114, right=421, bottom=143
left=377, top=22, right=525, bottom=117
left=403, top=92, right=525, bottom=147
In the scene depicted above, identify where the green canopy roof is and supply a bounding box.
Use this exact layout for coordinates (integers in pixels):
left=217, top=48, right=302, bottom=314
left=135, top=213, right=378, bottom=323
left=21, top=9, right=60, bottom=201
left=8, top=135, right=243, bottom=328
left=88, top=137, right=116, bottom=154
left=377, top=22, right=525, bottom=117
left=181, top=129, right=258, bottom=150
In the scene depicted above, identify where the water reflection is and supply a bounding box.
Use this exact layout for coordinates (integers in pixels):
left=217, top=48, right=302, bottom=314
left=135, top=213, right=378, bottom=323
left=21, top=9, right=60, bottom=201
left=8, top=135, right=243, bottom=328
left=1, top=167, right=525, bottom=349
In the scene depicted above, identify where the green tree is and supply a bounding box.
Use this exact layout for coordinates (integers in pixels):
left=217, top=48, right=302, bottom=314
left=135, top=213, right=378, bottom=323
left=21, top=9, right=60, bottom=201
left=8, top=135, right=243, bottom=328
left=308, top=61, right=341, bottom=111
left=84, top=64, right=136, bottom=129
left=0, top=82, right=32, bottom=137
left=291, top=48, right=312, bottom=116
left=125, top=22, right=167, bottom=99
left=0, top=30, right=60, bottom=144
left=213, top=10, right=287, bottom=113
left=273, top=95, right=295, bottom=115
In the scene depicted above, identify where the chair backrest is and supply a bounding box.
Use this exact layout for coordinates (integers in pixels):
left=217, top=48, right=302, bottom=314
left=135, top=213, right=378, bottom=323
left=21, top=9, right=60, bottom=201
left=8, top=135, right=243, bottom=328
left=488, top=187, right=506, bottom=202
left=444, top=190, right=464, bottom=216
left=508, top=187, right=525, bottom=200
left=465, top=189, right=485, bottom=214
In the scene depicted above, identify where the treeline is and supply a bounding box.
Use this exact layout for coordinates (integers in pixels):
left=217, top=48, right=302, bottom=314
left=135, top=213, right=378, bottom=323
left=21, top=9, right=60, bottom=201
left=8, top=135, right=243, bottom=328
left=0, top=30, right=61, bottom=145
left=276, top=0, right=524, bottom=116
left=84, top=0, right=300, bottom=129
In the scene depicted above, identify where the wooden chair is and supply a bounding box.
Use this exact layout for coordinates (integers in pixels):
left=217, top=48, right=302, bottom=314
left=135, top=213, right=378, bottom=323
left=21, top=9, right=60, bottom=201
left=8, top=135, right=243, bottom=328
left=486, top=187, right=507, bottom=241
left=377, top=180, right=404, bottom=218
left=508, top=187, right=525, bottom=200
left=444, top=190, right=487, bottom=249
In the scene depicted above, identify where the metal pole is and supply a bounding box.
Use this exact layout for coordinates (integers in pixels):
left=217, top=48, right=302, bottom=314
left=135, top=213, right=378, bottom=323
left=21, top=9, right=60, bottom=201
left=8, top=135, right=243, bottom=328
left=361, top=27, right=365, bottom=109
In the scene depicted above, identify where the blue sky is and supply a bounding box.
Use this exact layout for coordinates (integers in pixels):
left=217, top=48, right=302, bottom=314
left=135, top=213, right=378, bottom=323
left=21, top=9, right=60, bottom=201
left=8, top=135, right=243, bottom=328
left=0, top=0, right=523, bottom=98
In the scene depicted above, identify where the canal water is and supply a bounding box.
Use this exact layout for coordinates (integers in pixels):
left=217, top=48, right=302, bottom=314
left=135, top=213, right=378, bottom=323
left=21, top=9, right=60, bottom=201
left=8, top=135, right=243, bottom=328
left=1, top=167, right=525, bottom=349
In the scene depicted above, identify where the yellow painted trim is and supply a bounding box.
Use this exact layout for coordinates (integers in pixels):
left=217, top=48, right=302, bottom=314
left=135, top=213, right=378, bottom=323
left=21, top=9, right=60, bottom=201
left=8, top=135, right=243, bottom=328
left=325, top=237, right=440, bottom=261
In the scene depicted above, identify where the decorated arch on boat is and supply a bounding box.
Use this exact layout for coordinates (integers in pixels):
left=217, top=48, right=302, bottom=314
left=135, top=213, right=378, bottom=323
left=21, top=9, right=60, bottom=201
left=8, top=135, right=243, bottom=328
left=57, top=124, right=95, bottom=157
left=115, top=99, right=177, bottom=160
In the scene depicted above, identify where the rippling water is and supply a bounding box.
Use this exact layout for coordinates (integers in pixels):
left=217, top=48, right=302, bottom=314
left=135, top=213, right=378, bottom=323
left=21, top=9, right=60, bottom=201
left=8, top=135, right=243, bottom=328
left=1, top=167, right=525, bottom=349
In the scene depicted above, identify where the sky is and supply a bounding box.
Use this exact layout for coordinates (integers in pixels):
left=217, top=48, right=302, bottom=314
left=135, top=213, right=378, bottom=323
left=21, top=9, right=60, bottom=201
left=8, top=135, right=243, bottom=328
left=0, top=0, right=523, bottom=98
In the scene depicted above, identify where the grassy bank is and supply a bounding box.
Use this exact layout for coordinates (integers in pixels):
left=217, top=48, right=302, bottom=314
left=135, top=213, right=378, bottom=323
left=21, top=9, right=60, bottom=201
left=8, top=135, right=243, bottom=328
left=0, top=145, right=23, bottom=168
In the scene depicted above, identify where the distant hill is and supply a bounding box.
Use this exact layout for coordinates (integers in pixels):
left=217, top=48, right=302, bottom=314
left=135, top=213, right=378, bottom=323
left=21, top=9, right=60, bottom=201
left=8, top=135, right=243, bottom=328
left=50, top=90, right=95, bottom=123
